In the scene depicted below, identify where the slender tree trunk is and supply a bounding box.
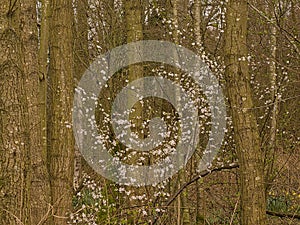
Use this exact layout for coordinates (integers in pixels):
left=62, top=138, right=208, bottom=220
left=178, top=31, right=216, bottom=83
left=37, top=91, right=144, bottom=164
left=193, top=0, right=202, bottom=50
left=193, top=1, right=206, bottom=224
left=48, top=0, right=75, bottom=223
left=124, top=1, right=144, bottom=223
left=73, top=0, right=88, bottom=84
left=73, top=0, right=89, bottom=192
left=171, top=1, right=183, bottom=223
left=265, top=9, right=279, bottom=192
left=224, top=1, right=267, bottom=225
left=0, top=1, right=32, bottom=224
left=172, top=0, right=179, bottom=45
left=125, top=0, right=144, bottom=128
left=171, top=1, right=191, bottom=223
left=19, top=0, right=52, bottom=224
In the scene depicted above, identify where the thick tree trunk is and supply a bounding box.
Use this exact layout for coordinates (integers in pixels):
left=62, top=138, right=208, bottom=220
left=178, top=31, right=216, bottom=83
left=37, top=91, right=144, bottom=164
left=0, top=1, right=32, bottom=224
left=48, top=0, right=75, bottom=224
left=38, top=0, right=50, bottom=185
left=224, top=1, right=267, bottom=225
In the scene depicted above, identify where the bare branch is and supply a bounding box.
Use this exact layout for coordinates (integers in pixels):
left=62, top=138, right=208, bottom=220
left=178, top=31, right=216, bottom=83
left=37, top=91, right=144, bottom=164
left=267, top=210, right=300, bottom=220
left=152, top=163, right=239, bottom=224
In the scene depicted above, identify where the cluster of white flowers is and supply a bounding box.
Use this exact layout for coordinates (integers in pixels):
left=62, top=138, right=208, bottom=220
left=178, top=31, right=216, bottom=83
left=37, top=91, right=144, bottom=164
left=68, top=173, right=117, bottom=225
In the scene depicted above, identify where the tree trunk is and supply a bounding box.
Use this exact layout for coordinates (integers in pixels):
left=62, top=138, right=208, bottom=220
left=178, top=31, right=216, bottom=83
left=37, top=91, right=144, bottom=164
left=0, top=1, right=32, bottom=224
left=20, top=0, right=52, bottom=224
left=224, top=1, right=267, bottom=225
left=125, top=0, right=144, bottom=131
left=73, top=0, right=89, bottom=193
left=265, top=8, right=279, bottom=193
left=193, top=0, right=202, bottom=50
left=124, top=0, right=144, bottom=223
left=193, top=1, right=206, bottom=224
left=38, top=0, right=50, bottom=181
left=48, top=0, right=75, bottom=223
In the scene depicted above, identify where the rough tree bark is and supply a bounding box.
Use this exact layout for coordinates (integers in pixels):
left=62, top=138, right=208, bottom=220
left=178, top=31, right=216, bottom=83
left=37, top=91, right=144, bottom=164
left=73, top=0, right=88, bottom=193
left=224, top=1, right=267, bottom=225
left=125, top=0, right=144, bottom=136
left=124, top=0, right=144, bottom=223
left=48, top=0, right=75, bottom=224
left=193, top=0, right=202, bottom=50
left=0, top=0, right=37, bottom=224
left=193, top=1, right=205, bottom=224
left=19, top=0, right=52, bottom=224
left=265, top=5, right=279, bottom=193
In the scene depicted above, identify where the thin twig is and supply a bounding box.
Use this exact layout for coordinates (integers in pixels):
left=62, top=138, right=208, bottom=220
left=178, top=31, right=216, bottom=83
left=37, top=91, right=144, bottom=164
left=0, top=207, right=24, bottom=225
left=37, top=203, right=52, bottom=225
left=229, top=195, right=240, bottom=225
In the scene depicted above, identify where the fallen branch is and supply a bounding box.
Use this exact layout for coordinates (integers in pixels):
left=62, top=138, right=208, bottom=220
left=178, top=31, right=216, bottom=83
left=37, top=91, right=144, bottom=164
left=267, top=210, right=300, bottom=220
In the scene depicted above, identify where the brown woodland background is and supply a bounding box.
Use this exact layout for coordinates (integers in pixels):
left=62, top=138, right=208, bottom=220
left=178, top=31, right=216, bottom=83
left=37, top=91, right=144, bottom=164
left=0, top=0, right=299, bottom=224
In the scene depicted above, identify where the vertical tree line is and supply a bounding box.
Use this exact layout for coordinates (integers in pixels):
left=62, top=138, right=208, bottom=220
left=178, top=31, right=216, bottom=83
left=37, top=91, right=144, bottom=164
left=224, top=0, right=266, bottom=224
left=1, top=0, right=75, bottom=224
left=0, top=1, right=32, bottom=223
left=0, top=0, right=299, bottom=224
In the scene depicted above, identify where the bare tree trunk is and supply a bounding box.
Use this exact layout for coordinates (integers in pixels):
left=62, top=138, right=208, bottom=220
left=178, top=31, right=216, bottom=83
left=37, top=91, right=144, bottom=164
left=39, top=0, right=50, bottom=165
left=224, top=1, right=267, bottom=225
left=171, top=1, right=184, bottom=223
left=124, top=0, right=144, bottom=223
left=193, top=1, right=206, bottom=224
left=193, top=0, right=202, bottom=50
left=265, top=8, right=279, bottom=192
left=48, top=0, right=75, bottom=223
left=73, top=0, right=89, bottom=193
left=124, top=0, right=144, bottom=149
left=73, top=0, right=88, bottom=83
left=19, top=0, right=53, bottom=224
left=0, top=1, right=32, bottom=224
